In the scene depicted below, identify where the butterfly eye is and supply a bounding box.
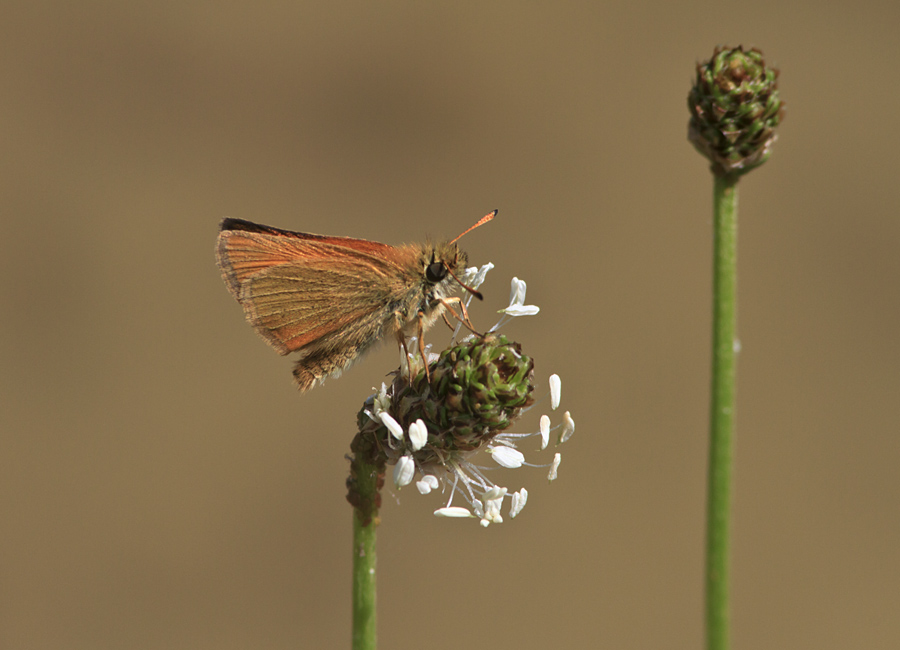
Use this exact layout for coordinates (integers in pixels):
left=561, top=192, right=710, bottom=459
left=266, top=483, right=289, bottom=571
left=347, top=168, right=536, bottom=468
left=425, top=261, right=448, bottom=283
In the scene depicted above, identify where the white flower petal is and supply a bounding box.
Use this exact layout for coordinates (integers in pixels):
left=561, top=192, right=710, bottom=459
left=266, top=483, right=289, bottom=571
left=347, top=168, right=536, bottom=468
left=415, top=474, right=439, bottom=494
left=416, top=474, right=439, bottom=494
left=500, top=304, right=540, bottom=317
left=484, top=496, right=504, bottom=514
left=549, top=374, right=561, bottom=410
left=509, top=488, right=528, bottom=518
left=393, top=455, right=415, bottom=488
left=463, top=262, right=494, bottom=291
left=548, top=453, right=561, bottom=481
left=434, top=507, right=474, bottom=518
left=373, top=382, right=390, bottom=415
left=479, top=490, right=505, bottom=526
left=559, top=411, right=575, bottom=444
left=408, top=419, right=428, bottom=451
left=483, top=510, right=502, bottom=525
left=508, top=277, right=527, bottom=307
left=539, top=415, right=551, bottom=450
left=379, top=412, right=404, bottom=440
left=490, top=446, right=525, bottom=468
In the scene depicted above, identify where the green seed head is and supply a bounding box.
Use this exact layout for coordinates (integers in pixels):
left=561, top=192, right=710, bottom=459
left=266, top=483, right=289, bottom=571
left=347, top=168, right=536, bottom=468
left=354, top=333, right=535, bottom=469
left=688, top=46, right=785, bottom=177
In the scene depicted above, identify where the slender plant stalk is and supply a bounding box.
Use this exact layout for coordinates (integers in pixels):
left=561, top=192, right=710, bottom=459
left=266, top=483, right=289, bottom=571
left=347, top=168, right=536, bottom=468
left=689, top=43, right=783, bottom=650
left=351, top=460, right=379, bottom=650
left=706, top=173, right=738, bottom=650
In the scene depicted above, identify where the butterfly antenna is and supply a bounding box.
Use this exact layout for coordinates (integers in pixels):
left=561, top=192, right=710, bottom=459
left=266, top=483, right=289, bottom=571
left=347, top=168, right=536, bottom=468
left=443, top=263, right=484, bottom=301
left=449, top=209, right=497, bottom=245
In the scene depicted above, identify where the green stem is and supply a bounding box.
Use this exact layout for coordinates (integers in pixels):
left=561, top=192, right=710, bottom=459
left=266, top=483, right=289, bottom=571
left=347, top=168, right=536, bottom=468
left=707, top=173, right=738, bottom=650
left=351, top=462, right=379, bottom=650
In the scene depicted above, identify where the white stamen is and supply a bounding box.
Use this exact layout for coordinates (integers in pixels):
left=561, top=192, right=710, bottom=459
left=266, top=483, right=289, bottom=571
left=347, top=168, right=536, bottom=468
left=463, top=263, right=494, bottom=292
left=500, top=304, right=540, bottom=317
left=453, top=264, right=494, bottom=340
left=497, top=276, right=539, bottom=317
left=409, top=419, right=428, bottom=452
left=372, top=382, right=390, bottom=416
left=379, top=412, right=404, bottom=441
left=548, top=453, right=561, bottom=481
left=416, top=474, right=439, bottom=494
left=393, top=455, right=415, bottom=487
left=481, top=486, right=508, bottom=502
left=510, top=488, right=528, bottom=518
left=549, top=374, right=561, bottom=410
left=509, top=277, right=527, bottom=307
left=539, top=415, right=551, bottom=450
left=434, top=506, right=474, bottom=518
left=489, top=446, right=525, bottom=468
left=559, top=411, right=575, bottom=444
left=478, top=488, right=507, bottom=527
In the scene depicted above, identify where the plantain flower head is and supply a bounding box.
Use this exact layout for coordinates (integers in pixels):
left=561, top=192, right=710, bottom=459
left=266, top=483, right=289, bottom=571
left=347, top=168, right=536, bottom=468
left=688, top=45, right=785, bottom=177
left=348, top=267, right=575, bottom=526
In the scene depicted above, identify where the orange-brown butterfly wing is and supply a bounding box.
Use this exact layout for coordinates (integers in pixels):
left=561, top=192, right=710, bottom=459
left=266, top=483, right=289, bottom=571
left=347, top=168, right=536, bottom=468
left=217, top=218, right=397, bottom=296
left=216, top=219, right=411, bottom=355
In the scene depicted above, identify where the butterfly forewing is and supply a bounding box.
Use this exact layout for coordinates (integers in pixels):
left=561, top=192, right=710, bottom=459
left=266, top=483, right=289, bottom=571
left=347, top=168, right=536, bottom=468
left=218, top=223, right=395, bottom=293
left=217, top=223, right=410, bottom=355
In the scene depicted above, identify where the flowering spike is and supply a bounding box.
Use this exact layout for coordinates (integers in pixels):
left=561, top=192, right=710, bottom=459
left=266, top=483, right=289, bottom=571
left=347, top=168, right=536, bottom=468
left=688, top=46, right=784, bottom=177
left=357, top=334, right=535, bottom=463
left=349, top=279, right=578, bottom=526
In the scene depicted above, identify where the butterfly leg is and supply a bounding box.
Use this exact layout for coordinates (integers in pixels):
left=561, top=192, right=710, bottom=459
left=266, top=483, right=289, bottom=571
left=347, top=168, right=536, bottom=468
left=416, top=310, right=432, bottom=384
left=397, top=333, right=413, bottom=383
left=394, top=328, right=422, bottom=387
left=437, top=296, right=481, bottom=335
left=440, top=310, right=456, bottom=331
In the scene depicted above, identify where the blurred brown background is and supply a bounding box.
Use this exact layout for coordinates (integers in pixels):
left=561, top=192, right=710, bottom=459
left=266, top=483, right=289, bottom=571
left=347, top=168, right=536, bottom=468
left=2, top=1, right=898, bottom=649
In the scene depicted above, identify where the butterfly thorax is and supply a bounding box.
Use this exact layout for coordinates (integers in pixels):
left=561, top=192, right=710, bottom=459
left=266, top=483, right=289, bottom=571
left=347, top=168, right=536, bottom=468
left=389, top=240, right=467, bottom=337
